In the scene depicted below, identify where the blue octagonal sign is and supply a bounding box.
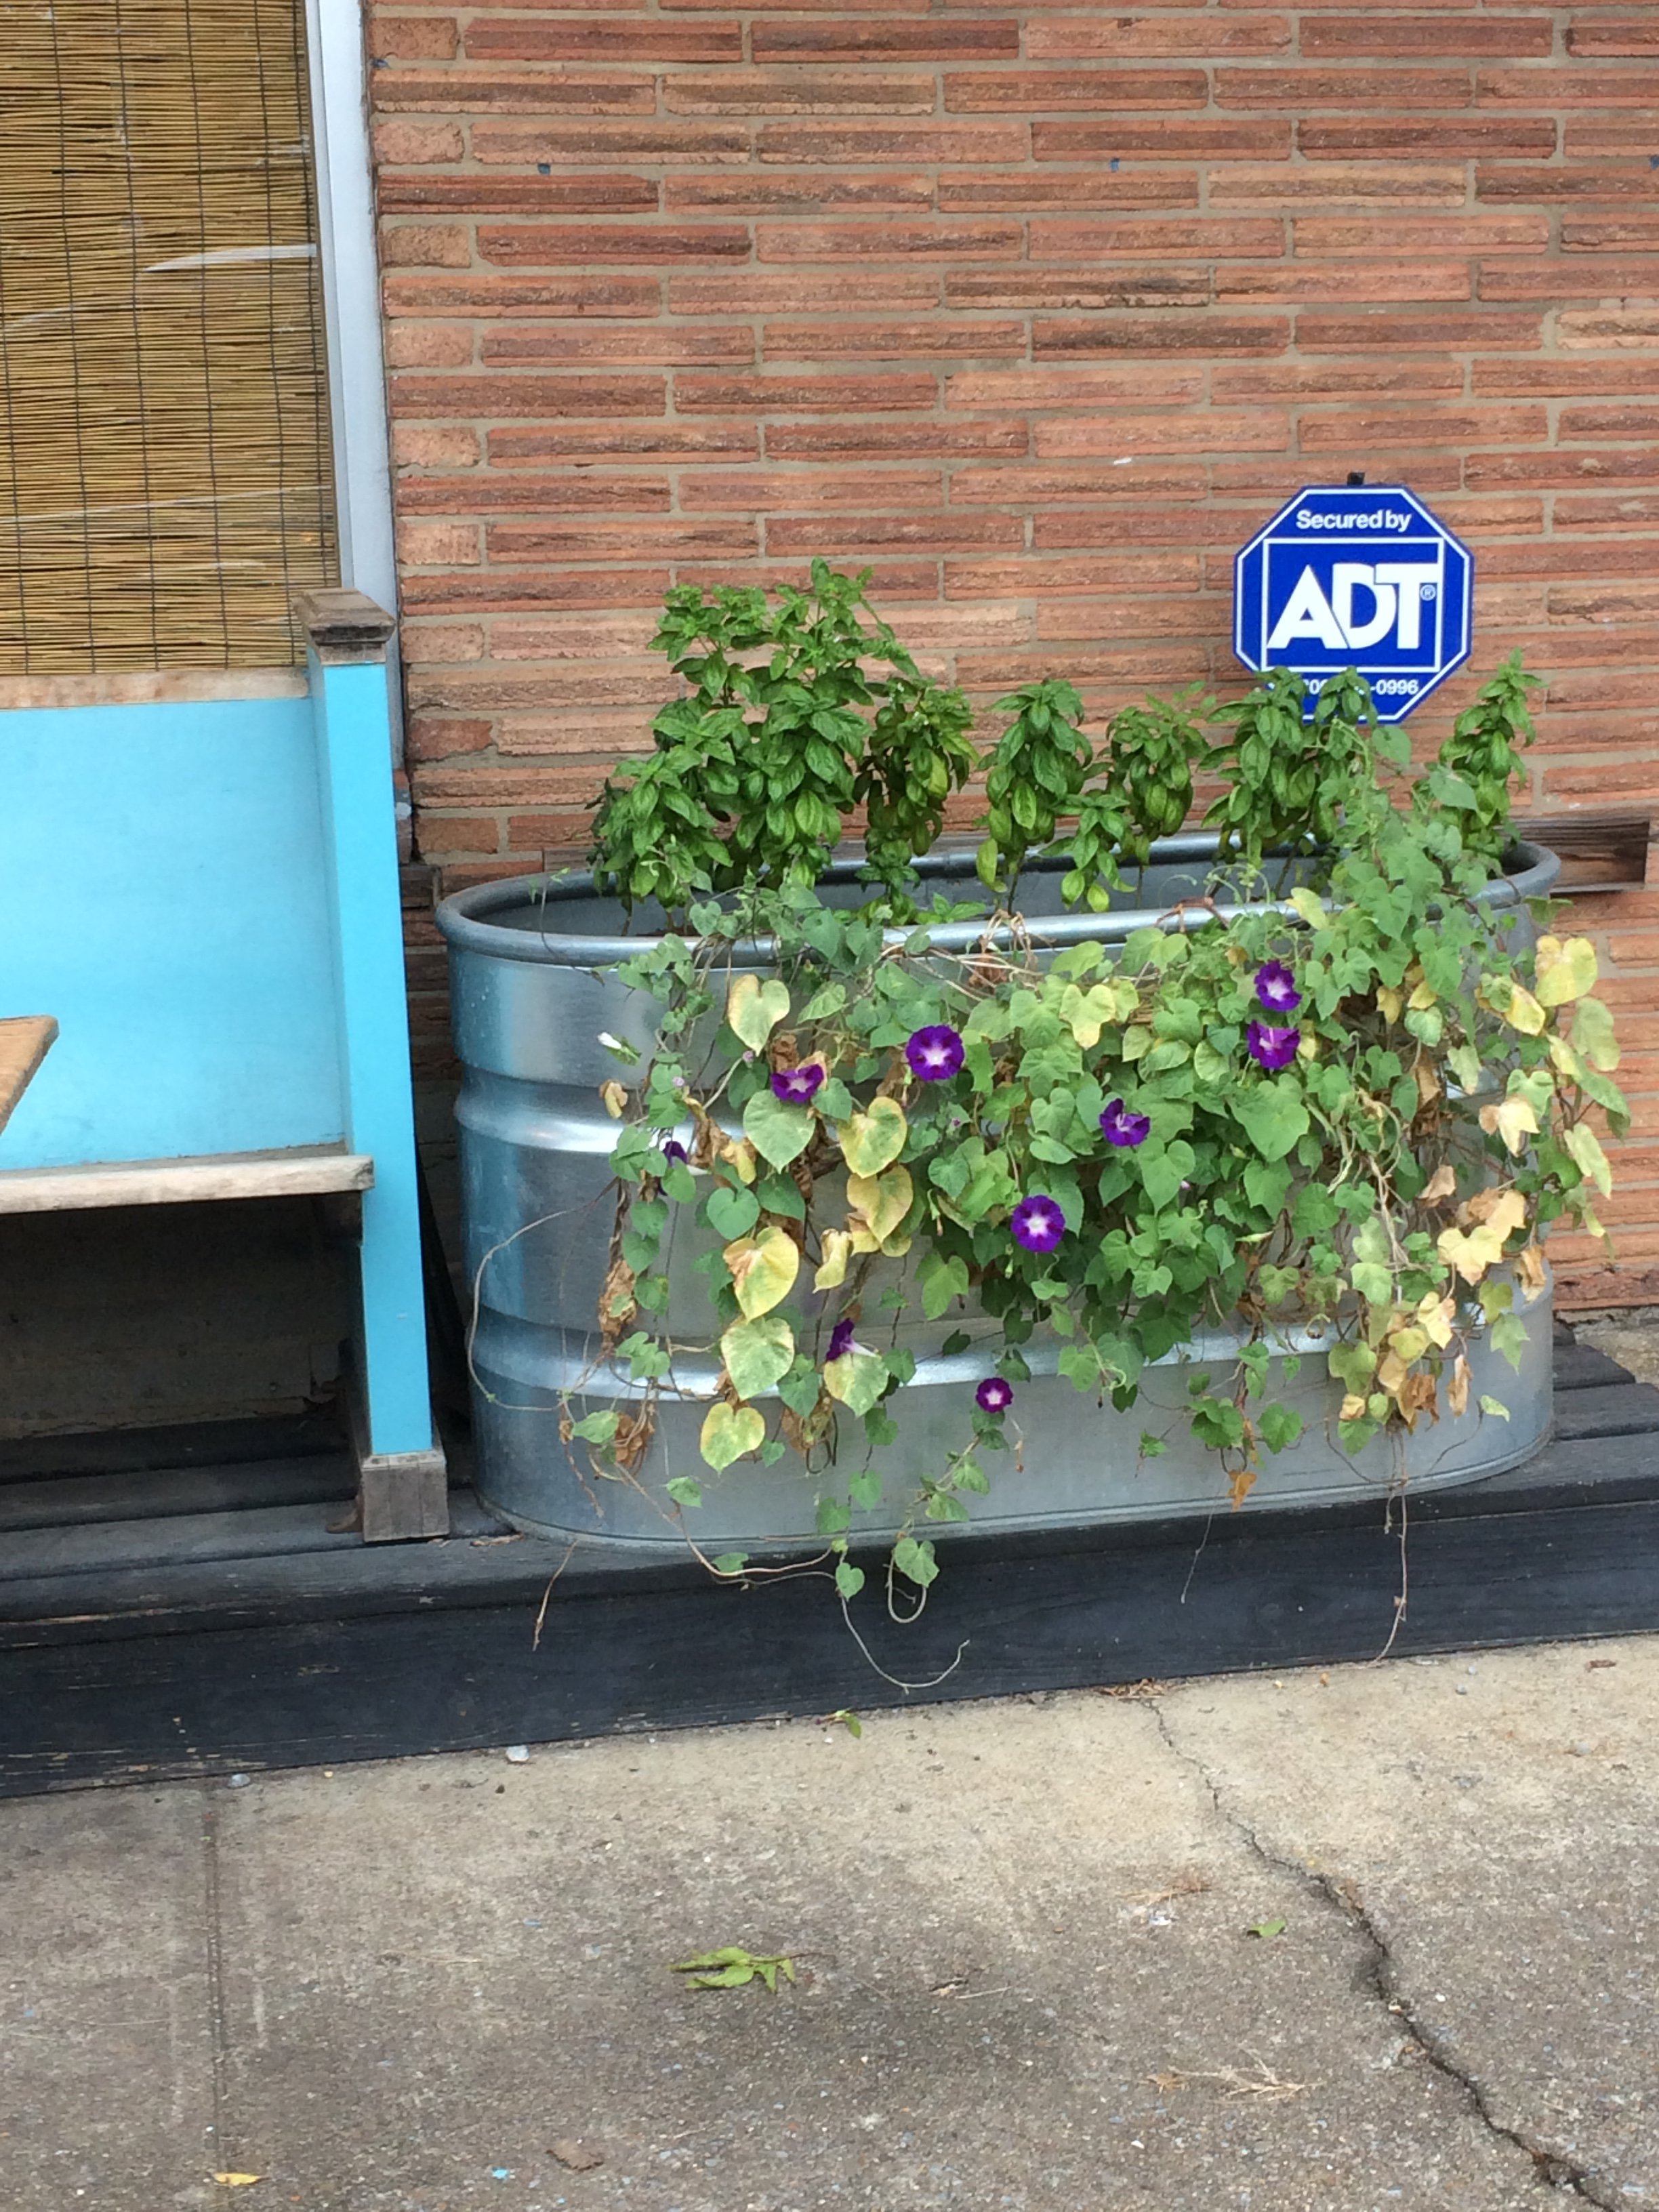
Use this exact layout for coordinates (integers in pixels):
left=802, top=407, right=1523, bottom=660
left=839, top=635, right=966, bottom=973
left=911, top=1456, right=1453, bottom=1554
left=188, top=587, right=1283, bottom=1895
left=1233, top=483, right=1473, bottom=722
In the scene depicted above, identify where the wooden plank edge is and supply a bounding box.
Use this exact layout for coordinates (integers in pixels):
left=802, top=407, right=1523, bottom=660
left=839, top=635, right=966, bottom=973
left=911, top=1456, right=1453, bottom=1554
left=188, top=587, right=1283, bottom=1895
left=0, top=1148, right=374, bottom=1214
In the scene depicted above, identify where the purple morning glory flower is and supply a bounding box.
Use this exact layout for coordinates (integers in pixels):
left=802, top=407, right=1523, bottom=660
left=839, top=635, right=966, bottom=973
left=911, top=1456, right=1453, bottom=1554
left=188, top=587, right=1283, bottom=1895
left=1255, top=960, right=1303, bottom=1015
left=659, top=1139, right=689, bottom=1167
left=771, top=1063, right=825, bottom=1106
left=905, top=1025, right=966, bottom=1082
left=1010, top=1194, right=1067, bottom=1253
left=1247, top=1021, right=1300, bottom=1073
left=976, top=1376, right=1014, bottom=1414
left=1099, top=1098, right=1151, bottom=1149
left=826, top=1318, right=857, bottom=1363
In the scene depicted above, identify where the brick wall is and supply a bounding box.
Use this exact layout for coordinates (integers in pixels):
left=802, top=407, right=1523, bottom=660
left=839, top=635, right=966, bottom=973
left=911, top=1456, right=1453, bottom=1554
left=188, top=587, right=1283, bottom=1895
left=368, top=1, right=1659, bottom=1298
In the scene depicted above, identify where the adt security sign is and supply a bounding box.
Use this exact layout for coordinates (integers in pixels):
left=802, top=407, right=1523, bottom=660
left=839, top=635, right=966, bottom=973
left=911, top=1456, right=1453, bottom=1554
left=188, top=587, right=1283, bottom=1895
left=1233, top=484, right=1473, bottom=722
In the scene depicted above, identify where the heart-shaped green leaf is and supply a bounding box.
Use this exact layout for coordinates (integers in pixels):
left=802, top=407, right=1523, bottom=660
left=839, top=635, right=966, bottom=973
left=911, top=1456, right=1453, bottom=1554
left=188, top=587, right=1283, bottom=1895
left=705, top=1182, right=760, bottom=1242
left=836, top=1097, right=907, bottom=1176
left=699, top=1401, right=766, bottom=1471
left=726, top=975, right=791, bottom=1051
left=743, top=1088, right=814, bottom=1170
left=720, top=1315, right=796, bottom=1400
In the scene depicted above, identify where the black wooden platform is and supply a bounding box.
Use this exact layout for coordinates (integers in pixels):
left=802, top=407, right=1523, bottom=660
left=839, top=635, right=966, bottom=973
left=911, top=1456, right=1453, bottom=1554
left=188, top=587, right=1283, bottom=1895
left=1, top=1331, right=1657, bottom=1798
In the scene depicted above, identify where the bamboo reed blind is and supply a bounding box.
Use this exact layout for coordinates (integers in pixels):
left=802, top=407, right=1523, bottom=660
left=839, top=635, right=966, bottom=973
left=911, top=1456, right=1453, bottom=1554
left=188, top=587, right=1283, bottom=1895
left=0, top=0, right=337, bottom=670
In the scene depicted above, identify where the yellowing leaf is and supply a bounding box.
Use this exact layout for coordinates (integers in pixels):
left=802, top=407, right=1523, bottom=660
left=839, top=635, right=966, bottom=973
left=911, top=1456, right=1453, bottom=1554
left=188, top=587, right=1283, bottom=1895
left=722, top=1225, right=800, bottom=1319
left=720, top=1315, right=795, bottom=1400
left=1288, top=887, right=1329, bottom=929
left=1465, top=1186, right=1528, bottom=1243
left=823, top=1347, right=889, bottom=1418
left=1502, top=983, right=1546, bottom=1037
left=1448, top=1354, right=1471, bottom=1419
left=1407, top=978, right=1439, bottom=1012
left=599, top=1080, right=628, bottom=1120
left=1534, top=933, right=1598, bottom=1008
left=1477, top=1094, right=1539, bottom=1155
left=716, top=1134, right=758, bottom=1186
left=814, top=1229, right=854, bottom=1290
left=1516, top=1242, right=1548, bottom=1297
left=836, top=1097, right=907, bottom=1176
left=1059, top=981, right=1132, bottom=1048
left=726, top=974, right=791, bottom=1051
left=1421, top=1162, right=1457, bottom=1206
left=1566, top=1122, right=1613, bottom=1198
left=1437, top=1221, right=1507, bottom=1287
left=1376, top=985, right=1404, bottom=1025
left=1387, top=1324, right=1429, bottom=1365
left=846, top=1164, right=913, bottom=1246
left=1416, top=1292, right=1456, bottom=1349
left=210, top=2180, right=262, bottom=2190
left=700, top=1401, right=766, bottom=1472
left=1571, top=996, right=1620, bottom=1073
left=1548, top=1033, right=1586, bottom=1082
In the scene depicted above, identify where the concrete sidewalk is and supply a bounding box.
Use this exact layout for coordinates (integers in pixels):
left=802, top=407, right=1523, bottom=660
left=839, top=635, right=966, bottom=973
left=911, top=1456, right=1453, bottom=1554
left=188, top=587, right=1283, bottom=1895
left=3, top=1637, right=1655, bottom=2212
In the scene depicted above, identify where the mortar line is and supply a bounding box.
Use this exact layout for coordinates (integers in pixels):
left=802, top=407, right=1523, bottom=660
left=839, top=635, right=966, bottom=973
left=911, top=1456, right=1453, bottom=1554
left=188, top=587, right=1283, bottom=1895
left=1142, top=1692, right=1621, bottom=2212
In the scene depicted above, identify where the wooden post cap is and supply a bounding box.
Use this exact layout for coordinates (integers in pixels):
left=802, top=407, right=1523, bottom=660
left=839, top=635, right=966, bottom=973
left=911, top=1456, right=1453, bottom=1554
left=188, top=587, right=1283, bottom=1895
left=293, top=590, right=396, bottom=662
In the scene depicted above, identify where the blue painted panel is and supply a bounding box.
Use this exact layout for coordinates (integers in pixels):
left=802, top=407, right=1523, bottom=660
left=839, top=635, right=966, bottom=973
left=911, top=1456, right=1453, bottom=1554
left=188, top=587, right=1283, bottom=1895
left=0, top=697, right=345, bottom=1166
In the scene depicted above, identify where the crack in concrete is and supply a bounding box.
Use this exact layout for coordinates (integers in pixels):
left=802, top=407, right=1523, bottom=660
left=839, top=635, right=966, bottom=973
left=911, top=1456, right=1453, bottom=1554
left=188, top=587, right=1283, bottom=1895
left=1144, top=1693, right=1622, bottom=2211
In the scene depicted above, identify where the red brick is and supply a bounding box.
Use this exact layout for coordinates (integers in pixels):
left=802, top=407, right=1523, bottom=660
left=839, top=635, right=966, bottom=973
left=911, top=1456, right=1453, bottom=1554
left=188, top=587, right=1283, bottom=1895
left=665, top=71, right=935, bottom=116
left=1210, top=164, right=1467, bottom=206
left=1301, top=405, right=1550, bottom=450
left=943, top=365, right=1206, bottom=409
left=752, top=19, right=1019, bottom=62
left=946, top=267, right=1210, bottom=310
left=1468, top=450, right=1659, bottom=492
left=472, top=120, right=750, bottom=163
left=401, top=474, right=671, bottom=514
left=958, top=462, right=1209, bottom=505
left=1293, top=310, right=1543, bottom=350
left=675, top=370, right=939, bottom=411
left=379, top=174, right=659, bottom=214
left=1029, top=14, right=1290, bottom=58
left=384, top=272, right=660, bottom=315
left=763, top=319, right=1025, bottom=359
left=666, top=170, right=933, bottom=213
left=1216, top=262, right=1473, bottom=305
left=1559, top=308, right=1659, bottom=347
left=371, top=14, right=460, bottom=60
left=1216, top=68, right=1473, bottom=108
left=764, top=512, right=1023, bottom=554
left=1561, top=406, right=1659, bottom=442
left=1033, top=314, right=1291, bottom=358
left=940, top=169, right=1199, bottom=213
left=668, top=272, right=938, bottom=313
left=477, top=222, right=750, bottom=265
left=404, top=567, right=678, bottom=616
left=397, top=519, right=483, bottom=567
left=1481, top=257, right=1659, bottom=301
left=1479, top=167, right=1659, bottom=205
left=407, top=716, right=493, bottom=762
left=1478, top=67, right=1654, bottom=106
left=375, top=70, right=657, bottom=114
left=1557, top=494, right=1659, bottom=531
left=1032, top=119, right=1292, bottom=159
left=416, top=815, right=504, bottom=856
left=1302, top=16, right=1554, bottom=58
left=1567, top=20, right=1659, bottom=58
left=390, top=372, right=666, bottom=415
left=480, top=323, right=753, bottom=367
left=1036, top=409, right=1292, bottom=457
left=386, top=321, right=476, bottom=367
left=1029, top=218, right=1284, bottom=260
left=1299, top=117, right=1557, bottom=159
left=373, top=119, right=465, bottom=165
left=1567, top=117, right=1659, bottom=161
left=1566, top=218, right=1659, bottom=251
left=393, top=422, right=483, bottom=469
left=464, top=17, right=740, bottom=61
left=1223, top=357, right=1469, bottom=401
left=380, top=224, right=473, bottom=268
left=679, top=468, right=943, bottom=512
left=945, top=552, right=1204, bottom=596
left=756, top=122, right=1028, bottom=165
left=488, top=420, right=758, bottom=462
left=400, top=618, right=487, bottom=661
left=947, top=70, right=1209, bottom=112
left=1291, top=214, right=1549, bottom=255
left=755, top=219, right=1023, bottom=262
left=764, top=419, right=1029, bottom=460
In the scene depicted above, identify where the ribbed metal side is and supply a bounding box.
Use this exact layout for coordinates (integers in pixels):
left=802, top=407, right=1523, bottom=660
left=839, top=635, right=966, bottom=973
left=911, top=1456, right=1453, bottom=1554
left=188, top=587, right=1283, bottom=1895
left=438, top=839, right=1557, bottom=1550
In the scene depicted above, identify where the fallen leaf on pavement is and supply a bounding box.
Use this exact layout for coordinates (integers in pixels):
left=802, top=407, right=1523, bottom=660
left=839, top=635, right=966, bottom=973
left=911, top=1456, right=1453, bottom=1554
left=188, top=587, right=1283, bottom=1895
left=548, top=2140, right=605, bottom=2172
left=210, top=2177, right=261, bottom=2188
